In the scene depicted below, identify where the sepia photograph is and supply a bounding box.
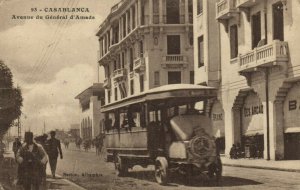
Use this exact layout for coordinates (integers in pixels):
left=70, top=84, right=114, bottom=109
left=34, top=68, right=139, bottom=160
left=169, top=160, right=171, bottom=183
left=0, top=0, right=300, bottom=189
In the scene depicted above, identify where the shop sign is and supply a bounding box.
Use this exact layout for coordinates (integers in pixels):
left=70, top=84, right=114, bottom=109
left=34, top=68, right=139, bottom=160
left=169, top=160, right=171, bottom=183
left=212, top=113, right=223, bottom=121
left=288, top=100, right=297, bottom=111
left=244, top=105, right=263, bottom=117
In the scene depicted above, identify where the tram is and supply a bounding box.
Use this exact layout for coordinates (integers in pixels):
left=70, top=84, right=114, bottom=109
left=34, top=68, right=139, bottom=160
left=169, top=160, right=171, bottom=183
left=101, top=84, right=222, bottom=184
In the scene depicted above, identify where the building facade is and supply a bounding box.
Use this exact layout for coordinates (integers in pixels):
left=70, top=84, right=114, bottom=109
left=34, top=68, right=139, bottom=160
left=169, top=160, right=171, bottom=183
left=193, top=0, right=225, bottom=153
left=97, top=0, right=194, bottom=105
left=211, top=0, right=300, bottom=160
left=75, top=83, right=105, bottom=140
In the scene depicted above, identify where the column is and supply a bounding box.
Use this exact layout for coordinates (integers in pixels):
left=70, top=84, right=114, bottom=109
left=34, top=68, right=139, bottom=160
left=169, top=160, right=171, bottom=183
left=125, top=11, right=129, bottom=35
left=119, top=19, right=122, bottom=41
left=130, top=7, right=133, bottom=31
left=268, top=100, right=285, bottom=160
left=121, top=16, right=124, bottom=39
left=184, top=0, right=189, bottom=24
left=159, top=0, right=163, bottom=24
left=138, top=0, right=142, bottom=26
left=135, top=2, right=138, bottom=28
left=110, top=27, right=113, bottom=45
left=99, top=38, right=102, bottom=58
left=149, top=0, right=153, bottom=24
left=106, top=33, right=109, bottom=52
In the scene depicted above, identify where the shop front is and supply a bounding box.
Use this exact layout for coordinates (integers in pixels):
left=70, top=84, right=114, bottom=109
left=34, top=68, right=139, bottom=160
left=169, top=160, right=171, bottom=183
left=211, top=101, right=225, bottom=154
left=283, top=83, right=300, bottom=160
left=241, top=92, right=264, bottom=158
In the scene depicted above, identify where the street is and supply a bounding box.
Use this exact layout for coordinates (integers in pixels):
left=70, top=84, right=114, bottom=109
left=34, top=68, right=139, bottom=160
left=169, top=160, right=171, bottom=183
left=55, top=144, right=300, bottom=190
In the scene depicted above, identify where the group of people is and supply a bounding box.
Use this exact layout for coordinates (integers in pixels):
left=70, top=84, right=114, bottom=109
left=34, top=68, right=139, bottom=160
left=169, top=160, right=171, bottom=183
left=12, top=131, right=63, bottom=190
left=229, top=143, right=244, bottom=159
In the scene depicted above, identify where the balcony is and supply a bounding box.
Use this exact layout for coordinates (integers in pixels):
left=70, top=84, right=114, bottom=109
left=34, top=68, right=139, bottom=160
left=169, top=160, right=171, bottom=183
left=161, top=55, right=188, bottom=69
left=236, top=0, right=258, bottom=8
left=133, top=57, right=145, bottom=72
left=103, top=78, right=111, bottom=89
left=113, top=68, right=126, bottom=81
left=238, top=40, right=289, bottom=73
left=216, top=0, right=239, bottom=23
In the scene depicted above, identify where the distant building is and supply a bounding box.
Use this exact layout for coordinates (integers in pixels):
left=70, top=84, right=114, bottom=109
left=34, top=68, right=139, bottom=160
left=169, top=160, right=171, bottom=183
left=75, top=83, right=105, bottom=140
left=69, top=124, right=80, bottom=139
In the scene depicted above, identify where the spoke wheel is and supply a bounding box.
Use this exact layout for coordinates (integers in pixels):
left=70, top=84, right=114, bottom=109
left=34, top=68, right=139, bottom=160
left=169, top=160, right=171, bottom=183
left=155, top=161, right=168, bottom=185
left=114, top=155, right=128, bottom=177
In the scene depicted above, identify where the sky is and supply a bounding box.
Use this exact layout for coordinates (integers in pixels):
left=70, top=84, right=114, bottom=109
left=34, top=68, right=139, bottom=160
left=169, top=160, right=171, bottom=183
left=0, top=0, right=119, bottom=135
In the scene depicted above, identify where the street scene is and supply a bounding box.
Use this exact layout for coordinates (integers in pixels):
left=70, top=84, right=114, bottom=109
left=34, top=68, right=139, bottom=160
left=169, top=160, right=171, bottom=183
left=1, top=0, right=300, bottom=189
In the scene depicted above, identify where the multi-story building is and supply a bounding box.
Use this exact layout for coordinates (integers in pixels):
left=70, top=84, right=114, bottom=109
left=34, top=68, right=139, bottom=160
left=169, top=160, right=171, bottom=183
left=193, top=0, right=224, bottom=153
left=96, top=0, right=194, bottom=105
left=214, top=0, right=300, bottom=160
left=75, top=83, right=105, bottom=140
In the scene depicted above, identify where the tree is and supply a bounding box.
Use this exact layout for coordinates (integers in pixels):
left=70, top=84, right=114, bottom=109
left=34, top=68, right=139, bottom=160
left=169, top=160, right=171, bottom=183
left=0, top=60, right=23, bottom=138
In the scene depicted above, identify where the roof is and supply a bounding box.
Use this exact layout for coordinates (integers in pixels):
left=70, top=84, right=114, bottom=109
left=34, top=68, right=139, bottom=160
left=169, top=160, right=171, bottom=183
left=75, top=83, right=105, bottom=100
left=101, top=84, right=217, bottom=112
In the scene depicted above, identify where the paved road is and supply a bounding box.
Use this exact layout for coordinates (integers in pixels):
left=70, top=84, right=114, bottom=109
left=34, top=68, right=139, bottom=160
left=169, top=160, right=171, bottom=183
left=56, top=144, right=300, bottom=190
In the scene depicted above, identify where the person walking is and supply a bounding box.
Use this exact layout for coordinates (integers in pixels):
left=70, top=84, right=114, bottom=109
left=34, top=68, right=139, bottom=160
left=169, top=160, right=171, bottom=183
left=46, top=131, right=63, bottom=178
left=16, top=132, right=48, bottom=190
left=12, top=138, right=22, bottom=158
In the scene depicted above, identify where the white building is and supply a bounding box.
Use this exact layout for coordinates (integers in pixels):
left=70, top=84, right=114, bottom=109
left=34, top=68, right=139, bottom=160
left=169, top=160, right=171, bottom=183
left=75, top=83, right=105, bottom=140
left=96, top=0, right=195, bottom=105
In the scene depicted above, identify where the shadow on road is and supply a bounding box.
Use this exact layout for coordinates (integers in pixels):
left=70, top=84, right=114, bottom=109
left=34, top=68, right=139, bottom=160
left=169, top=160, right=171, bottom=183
left=126, top=170, right=262, bottom=188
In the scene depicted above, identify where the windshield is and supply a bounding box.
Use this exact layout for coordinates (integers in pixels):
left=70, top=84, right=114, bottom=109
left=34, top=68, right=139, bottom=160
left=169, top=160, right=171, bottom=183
left=170, top=114, right=213, bottom=141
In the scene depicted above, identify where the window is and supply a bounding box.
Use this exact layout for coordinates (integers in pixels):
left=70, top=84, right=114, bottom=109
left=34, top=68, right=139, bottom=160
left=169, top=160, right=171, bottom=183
left=113, top=60, right=117, bottom=71
left=197, top=0, right=203, bottom=15
left=127, top=11, right=131, bottom=34
left=129, top=48, right=134, bottom=72
left=252, top=12, right=261, bottom=49
left=198, top=36, right=204, bottom=67
left=168, top=71, right=181, bottom=84
left=167, top=35, right=181, bottom=54
left=166, top=0, right=179, bottom=24
left=140, top=75, right=144, bottom=92
left=141, top=5, right=145, bottom=25
left=130, top=80, right=134, bottom=95
left=114, top=88, right=118, bottom=101
left=188, top=0, right=193, bottom=23
left=123, top=15, right=126, bottom=37
left=132, top=7, right=136, bottom=29
left=107, top=90, right=111, bottom=103
left=154, top=71, right=160, bottom=86
left=121, top=52, right=125, bottom=68
left=153, top=0, right=159, bottom=24
left=190, top=71, right=194, bottom=84
left=230, top=25, right=238, bottom=59
left=273, top=2, right=284, bottom=41
left=139, top=41, right=144, bottom=57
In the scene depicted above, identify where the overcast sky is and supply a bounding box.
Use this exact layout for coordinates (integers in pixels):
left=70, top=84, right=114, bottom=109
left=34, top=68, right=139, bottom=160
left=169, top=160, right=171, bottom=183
left=0, top=0, right=119, bottom=135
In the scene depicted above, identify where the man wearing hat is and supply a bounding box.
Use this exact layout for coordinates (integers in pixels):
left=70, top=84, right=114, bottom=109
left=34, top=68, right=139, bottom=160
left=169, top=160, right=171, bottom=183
left=46, top=131, right=63, bottom=178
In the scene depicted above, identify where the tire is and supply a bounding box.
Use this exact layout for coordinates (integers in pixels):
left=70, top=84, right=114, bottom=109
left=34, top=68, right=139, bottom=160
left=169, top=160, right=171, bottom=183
left=114, top=155, right=128, bottom=177
left=155, top=160, right=168, bottom=185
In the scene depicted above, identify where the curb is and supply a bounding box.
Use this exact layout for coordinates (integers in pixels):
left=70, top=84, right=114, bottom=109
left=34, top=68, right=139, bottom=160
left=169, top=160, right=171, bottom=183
left=223, top=163, right=300, bottom=173
left=55, top=174, right=87, bottom=190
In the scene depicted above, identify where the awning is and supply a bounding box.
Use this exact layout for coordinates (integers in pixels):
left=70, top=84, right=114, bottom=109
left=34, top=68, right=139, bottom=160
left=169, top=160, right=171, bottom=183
left=284, top=127, right=300, bottom=133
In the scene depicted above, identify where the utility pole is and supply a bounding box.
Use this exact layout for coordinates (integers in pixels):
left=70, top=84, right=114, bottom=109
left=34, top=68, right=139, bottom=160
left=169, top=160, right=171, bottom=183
left=43, top=121, right=46, bottom=134
left=17, top=117, right=21, bottom=138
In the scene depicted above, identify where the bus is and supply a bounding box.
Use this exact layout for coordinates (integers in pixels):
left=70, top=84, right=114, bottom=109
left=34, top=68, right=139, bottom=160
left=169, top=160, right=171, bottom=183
left=101, top=84, right=222, bottom=185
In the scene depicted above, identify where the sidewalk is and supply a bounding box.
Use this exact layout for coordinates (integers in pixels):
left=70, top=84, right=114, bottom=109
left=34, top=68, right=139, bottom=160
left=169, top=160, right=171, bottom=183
left=221, top=156, right=300, bottom=172
left=0, top=150, right=86, bottom=190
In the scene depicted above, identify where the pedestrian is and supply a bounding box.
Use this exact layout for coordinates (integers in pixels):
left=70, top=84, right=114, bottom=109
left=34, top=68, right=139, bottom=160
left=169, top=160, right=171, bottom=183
left=34, top=134, right=49, bottom=184
left=16, top=132, right=48, bottom=190
left=46, top=131, right=63, bottom=178
left=13, top=138, right=22, bottom=158
left=230, top=144, right=237, bottom=159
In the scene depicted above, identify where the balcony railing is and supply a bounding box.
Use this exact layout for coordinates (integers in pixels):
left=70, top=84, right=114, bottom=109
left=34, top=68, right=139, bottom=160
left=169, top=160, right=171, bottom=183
left=103, top=78, right=111, bottom=89
left=236, top=0, right=258, bottom=8
left=113, top=68, right=126, bottom=81
left=216, top=0, right=238, bottom=20
left=238, top=40, right=289, bottom=72
left=162, top=55, right=188, bottom=68
left=133, top=57, right=145, bottom=72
